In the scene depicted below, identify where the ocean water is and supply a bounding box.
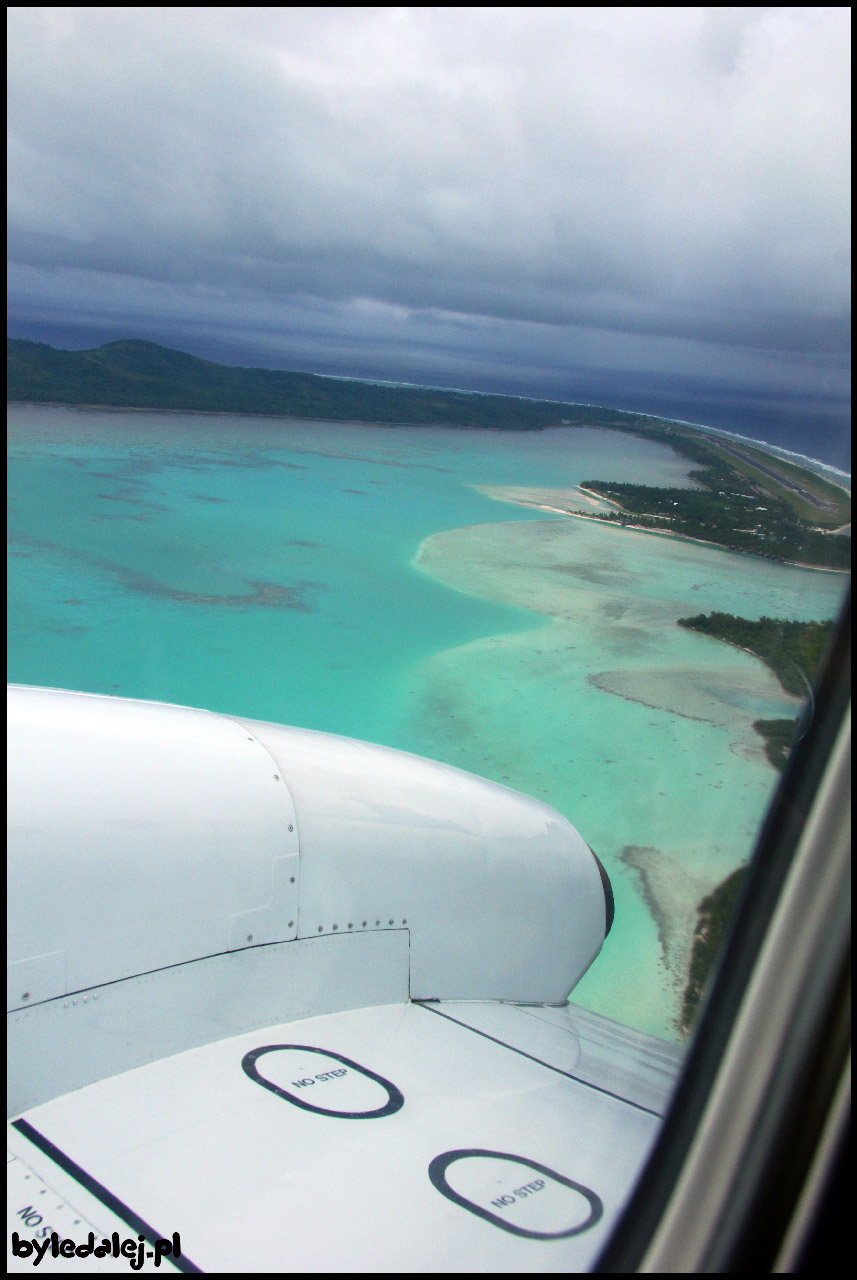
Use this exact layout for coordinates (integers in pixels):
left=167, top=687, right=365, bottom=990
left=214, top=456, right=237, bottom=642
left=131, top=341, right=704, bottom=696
left=7, top=404, right=849, bottom=1039
left=410, top=514, right=845, bottom=1032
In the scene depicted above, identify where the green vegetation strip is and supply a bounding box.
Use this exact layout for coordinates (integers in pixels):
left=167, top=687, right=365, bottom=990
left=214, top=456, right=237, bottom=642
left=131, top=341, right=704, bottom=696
left=751, top=719, right=799, bottom=773
left=677, top=611, right=834, bottom=1034
left=681, top=867, right=747, bottom=1036
left=582, top=436, right=849, bottom=569
left=676, top=613, right=836, bottom=696
left=7, top=337, right=673, bottom=434
left=10, top=337, right=848, bottom=569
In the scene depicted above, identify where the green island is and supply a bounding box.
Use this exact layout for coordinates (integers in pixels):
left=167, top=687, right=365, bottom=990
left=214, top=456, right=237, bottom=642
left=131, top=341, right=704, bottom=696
left=675, top=610, right=835, bottom=772
left=9, top=337, right=850, bottom=1040
left=580, top=433, right=850, bottom=571
left=677, top=611, right=838, bottom=1032
left=680, top=867, right=747, bottom=1036
left=6, top=336, right=682, bottom=433
left=7, top=337, right=850, bottom=574
left=676, top=612, right=836, bottom=698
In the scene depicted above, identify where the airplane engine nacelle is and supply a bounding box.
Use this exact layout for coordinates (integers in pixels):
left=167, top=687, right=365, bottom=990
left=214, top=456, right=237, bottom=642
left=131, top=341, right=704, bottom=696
left=241, top=712, right=612, bottom=1003
left=7, top=685, right=611, bottom=1111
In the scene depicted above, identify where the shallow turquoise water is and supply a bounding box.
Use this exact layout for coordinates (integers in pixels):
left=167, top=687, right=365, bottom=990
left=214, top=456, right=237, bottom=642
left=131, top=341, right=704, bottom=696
left=409, top=514, right=846, bottom=1033
left=7, top=406, right=699, bottom=742
left=7, top=404, right=849, bottom=1038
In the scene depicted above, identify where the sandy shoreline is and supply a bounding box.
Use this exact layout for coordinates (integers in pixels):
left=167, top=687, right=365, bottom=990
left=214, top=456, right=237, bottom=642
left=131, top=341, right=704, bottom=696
left=409, top=506, right=839, bottom=1038
left=476, top=483, right=850, bottom=576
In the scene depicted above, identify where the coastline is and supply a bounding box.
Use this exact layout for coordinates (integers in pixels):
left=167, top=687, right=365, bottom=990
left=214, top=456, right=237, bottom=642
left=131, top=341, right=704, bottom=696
left=409, top=508, right=839, bottom=1038
left=6, top=399, right=479, bottom=431
left=622, top=409, right=852, bottom=487
left=568, top=511, right=851, bottom=575
left=476, top=486, right=851, bottom=576
left=7, top=396, right=851, bottom=483
left=10, top=402, right=845, bottom=1042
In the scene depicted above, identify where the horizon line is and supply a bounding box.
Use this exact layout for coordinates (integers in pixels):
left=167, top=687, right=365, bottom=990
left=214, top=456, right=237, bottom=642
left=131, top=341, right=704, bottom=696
left=7, top=332, right=851, bottom=481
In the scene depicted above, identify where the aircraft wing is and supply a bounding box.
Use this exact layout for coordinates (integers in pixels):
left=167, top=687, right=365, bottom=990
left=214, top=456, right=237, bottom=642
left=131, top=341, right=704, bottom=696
left=7, top=686, right=680, bottom=1272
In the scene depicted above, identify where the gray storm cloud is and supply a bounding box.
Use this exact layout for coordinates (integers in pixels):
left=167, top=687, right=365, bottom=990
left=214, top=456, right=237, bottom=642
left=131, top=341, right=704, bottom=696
left=6, top=6, right=851, bottom=434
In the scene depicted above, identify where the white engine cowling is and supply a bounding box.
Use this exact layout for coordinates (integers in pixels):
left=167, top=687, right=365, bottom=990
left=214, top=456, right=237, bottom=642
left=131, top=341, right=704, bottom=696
left=7, top=685, right=611, bottom=1112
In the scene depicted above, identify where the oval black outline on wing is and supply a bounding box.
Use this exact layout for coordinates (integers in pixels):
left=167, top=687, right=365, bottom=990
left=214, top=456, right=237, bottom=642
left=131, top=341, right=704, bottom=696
left=428, top=1148, right=603, bottom=1239
left=241, top=1044, right=405, bottom=1118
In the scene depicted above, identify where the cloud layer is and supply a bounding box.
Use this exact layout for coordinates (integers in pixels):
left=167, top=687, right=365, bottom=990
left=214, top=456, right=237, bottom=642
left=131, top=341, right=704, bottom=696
left=7, top=7, right=851, bottom=458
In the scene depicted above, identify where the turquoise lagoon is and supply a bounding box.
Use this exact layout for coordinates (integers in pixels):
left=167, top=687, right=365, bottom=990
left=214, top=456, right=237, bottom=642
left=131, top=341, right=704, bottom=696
left=7, top=404, right=848, bottom=1039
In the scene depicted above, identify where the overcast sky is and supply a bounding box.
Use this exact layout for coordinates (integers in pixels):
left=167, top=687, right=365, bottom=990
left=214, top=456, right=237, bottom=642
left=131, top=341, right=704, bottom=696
left=7, top=7, right=852, bottom=463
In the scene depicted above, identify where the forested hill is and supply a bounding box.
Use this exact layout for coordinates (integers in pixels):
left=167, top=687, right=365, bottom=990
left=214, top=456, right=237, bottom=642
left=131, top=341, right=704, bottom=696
left=7, top=337, right=661, bottom=433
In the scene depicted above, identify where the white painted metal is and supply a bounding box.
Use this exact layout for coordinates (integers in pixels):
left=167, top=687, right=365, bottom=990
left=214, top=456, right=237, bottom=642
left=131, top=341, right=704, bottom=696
left=7, top=687, right=300, bottom=1005
left=8, top=1002, right=672, bottom=1273
left=7, top=1153, right=181, bottom=1273
left=6, top=686, right=662, bottom=1273
left=436, top=1001, right=682, bottom=1117
left=8, top=687, right=607, bottom=1022
left=240, top=714, right=607, bottom=1002
left=8, top=932, right=409, bottom=1117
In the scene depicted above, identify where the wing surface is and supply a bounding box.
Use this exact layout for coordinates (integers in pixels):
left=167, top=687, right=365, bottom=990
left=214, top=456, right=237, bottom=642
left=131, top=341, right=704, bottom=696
left=8, top=1000, right=676, bottom=1273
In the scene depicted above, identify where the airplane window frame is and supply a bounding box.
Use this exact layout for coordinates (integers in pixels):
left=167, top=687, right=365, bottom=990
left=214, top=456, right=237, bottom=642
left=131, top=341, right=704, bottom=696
left=596, top=588, right=851, bottom=1272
